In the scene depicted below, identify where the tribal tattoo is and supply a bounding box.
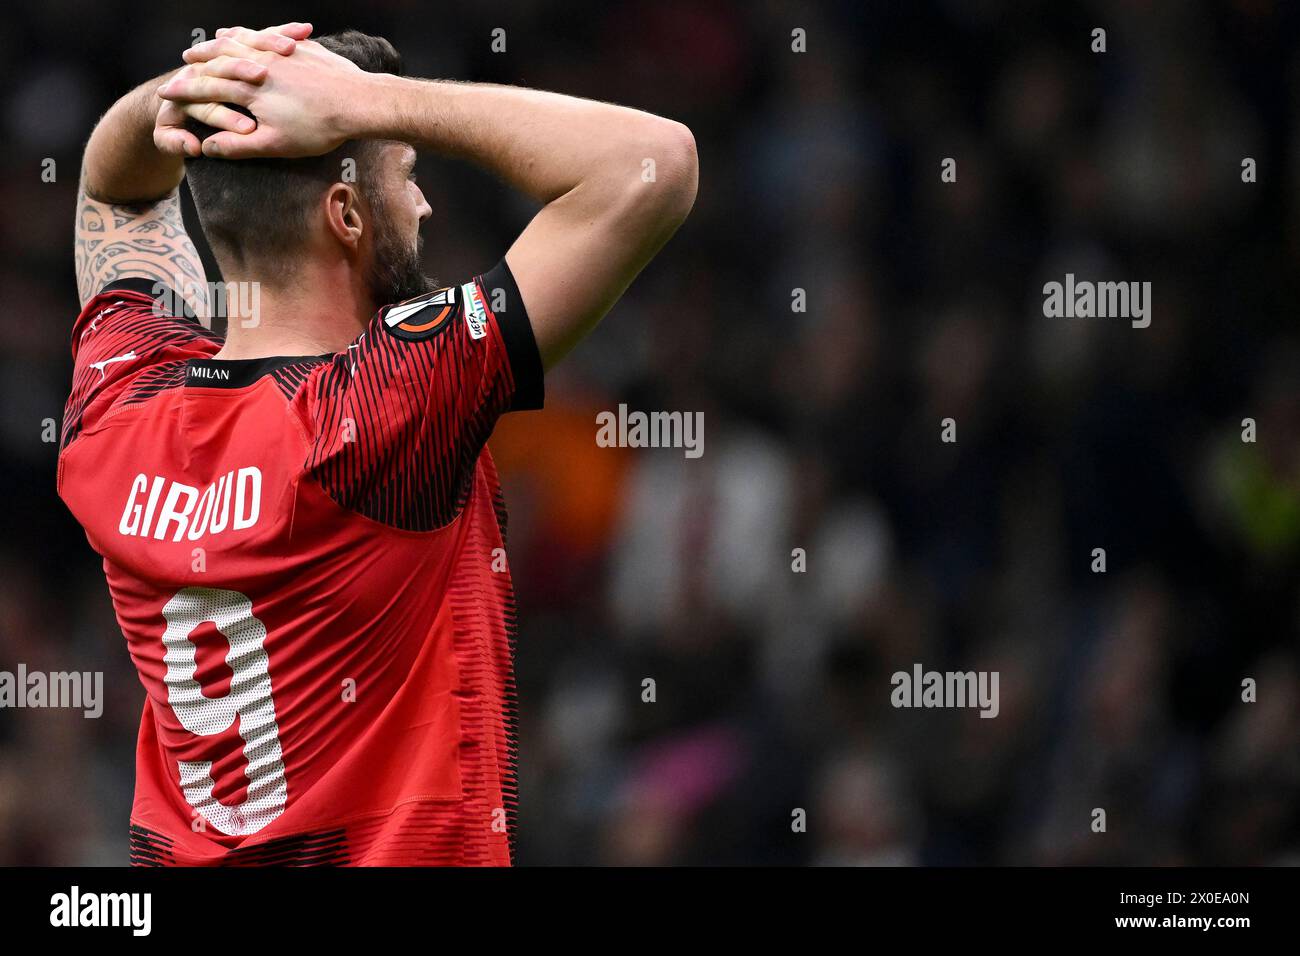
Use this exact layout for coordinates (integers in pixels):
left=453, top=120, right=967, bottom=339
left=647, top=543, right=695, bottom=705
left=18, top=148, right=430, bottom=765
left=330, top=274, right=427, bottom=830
left=74, top=186, right=210, bottom=316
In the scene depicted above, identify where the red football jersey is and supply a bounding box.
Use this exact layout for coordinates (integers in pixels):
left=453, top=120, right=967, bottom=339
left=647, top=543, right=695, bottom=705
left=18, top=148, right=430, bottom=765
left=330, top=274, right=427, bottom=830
left=57, top=262, right=543, bottom=865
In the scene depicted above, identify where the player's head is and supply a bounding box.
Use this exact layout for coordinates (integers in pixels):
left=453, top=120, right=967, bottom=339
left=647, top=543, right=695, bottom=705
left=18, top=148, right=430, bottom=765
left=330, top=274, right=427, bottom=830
left=183, top=30, right=434, bottom=305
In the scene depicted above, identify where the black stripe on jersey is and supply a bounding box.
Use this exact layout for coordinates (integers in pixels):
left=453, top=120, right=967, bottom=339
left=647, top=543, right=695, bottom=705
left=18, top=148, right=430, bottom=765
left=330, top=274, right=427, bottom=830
left=128, top=824, right=177, bottom=866
left=270, top=359, right=331, bottom=401
left=224, top=828, right=350, bottom=866
left=123, top=360, right=189, bottom=404
left=481, top=259, right=544, bottom=412
left=128, top=824, right=350, bottom=866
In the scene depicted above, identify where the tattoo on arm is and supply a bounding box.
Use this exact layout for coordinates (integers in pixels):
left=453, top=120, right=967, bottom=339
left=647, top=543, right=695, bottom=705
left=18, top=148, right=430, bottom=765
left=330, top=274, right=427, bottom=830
left=74, top=186, right=210, bottom=315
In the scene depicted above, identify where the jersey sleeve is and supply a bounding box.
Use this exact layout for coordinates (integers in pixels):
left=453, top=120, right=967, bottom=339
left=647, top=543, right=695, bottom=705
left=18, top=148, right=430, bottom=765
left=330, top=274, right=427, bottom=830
left=304, top=259, right=545, bottom=531
left=62, top=278, right=222, bottom=450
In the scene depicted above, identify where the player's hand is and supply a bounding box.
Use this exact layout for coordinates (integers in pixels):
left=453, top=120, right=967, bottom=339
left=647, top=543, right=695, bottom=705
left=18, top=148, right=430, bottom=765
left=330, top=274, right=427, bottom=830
left=159, top=33, right=369, bottom=160
left=154, top=23, right=313, bottom=157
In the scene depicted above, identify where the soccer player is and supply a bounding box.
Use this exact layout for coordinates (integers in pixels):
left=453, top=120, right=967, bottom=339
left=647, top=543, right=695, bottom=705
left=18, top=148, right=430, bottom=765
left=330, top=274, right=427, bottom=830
left=59, top=22, right=697, bottom=865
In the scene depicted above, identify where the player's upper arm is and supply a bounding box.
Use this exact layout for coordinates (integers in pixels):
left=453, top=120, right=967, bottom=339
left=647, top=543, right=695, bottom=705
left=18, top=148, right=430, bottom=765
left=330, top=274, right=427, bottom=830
left=74, top=184, right=209, bottom=316
left=503, top=120, right=697, bottom=370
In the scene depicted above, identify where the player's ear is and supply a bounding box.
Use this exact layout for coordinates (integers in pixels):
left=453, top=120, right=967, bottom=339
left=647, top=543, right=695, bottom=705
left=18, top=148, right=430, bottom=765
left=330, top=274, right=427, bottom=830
left=323, top=183, right=364, bottom=251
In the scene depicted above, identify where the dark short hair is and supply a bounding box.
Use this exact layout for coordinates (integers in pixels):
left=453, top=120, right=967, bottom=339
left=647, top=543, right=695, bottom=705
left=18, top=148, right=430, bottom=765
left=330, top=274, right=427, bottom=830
left=183, top=30, right=403, bottom=275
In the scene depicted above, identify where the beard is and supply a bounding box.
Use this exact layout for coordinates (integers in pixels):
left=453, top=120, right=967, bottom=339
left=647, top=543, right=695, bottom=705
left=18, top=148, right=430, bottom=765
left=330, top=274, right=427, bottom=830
left=365, top=198, right=435, bottom=305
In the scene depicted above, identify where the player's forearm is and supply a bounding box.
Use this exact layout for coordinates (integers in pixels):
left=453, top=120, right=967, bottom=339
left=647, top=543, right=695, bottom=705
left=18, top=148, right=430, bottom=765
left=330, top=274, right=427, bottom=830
left=353, top=75, right=698, bottom=215
left=82, top=70, right=184, bottom=204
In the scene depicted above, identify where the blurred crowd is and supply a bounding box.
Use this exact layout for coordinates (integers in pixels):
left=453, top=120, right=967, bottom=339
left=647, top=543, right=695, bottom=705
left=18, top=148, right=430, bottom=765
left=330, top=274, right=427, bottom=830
left=1, top=0, right=1297, bottom=865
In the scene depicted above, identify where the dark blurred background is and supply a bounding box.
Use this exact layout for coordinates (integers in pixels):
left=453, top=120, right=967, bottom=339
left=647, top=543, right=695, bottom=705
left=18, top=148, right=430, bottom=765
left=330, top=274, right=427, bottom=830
left=1, top=0, right=1297, bottom=865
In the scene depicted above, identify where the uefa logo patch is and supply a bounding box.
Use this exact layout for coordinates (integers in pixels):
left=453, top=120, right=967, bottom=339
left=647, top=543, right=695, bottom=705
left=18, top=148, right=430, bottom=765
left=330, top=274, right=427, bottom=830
left=460, top=281, right=489, bottom=340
